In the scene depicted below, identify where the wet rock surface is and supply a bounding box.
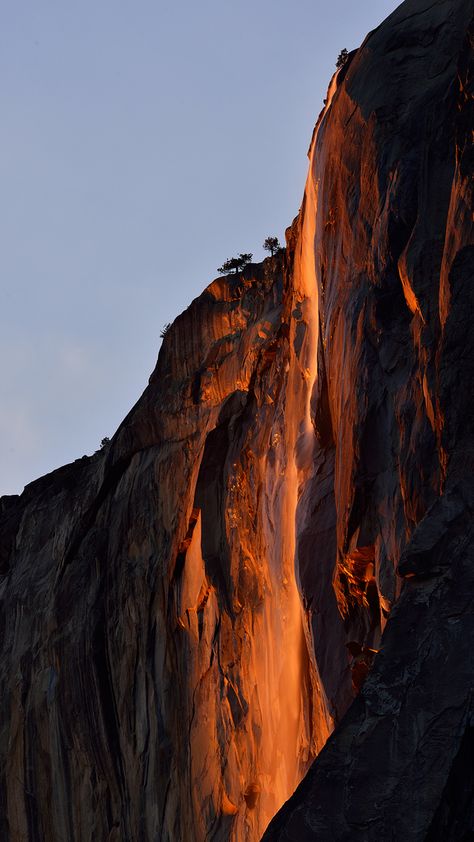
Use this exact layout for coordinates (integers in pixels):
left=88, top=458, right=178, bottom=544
left=0, top=0, right=473, bottom=840
left=263, top=0, right=474, bottom=838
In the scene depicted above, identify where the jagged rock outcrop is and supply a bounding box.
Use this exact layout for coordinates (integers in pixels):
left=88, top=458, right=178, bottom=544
left=0, top=0, right=473, bottom=840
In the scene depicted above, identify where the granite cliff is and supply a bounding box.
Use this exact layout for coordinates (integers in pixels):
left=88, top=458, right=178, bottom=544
left=1, top=0, right=473, bottom=839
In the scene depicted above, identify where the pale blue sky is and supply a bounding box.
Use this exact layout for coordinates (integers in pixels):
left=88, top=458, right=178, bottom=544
left=1, top=0, right=400, bottom=495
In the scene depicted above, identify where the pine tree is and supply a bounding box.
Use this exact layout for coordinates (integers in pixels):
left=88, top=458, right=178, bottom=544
left=336, top=48, right=349, bottom=68
left=263, top=236, right=281, bottom=256
left=217, top=253, right=253, bottom=274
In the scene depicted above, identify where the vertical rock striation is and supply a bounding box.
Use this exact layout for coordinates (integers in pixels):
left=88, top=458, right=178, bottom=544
left=0, top=257, right=333, bottom=841
left=264, top=0, right=474, bottom=838
left=0, top=0, right=472, bottom=840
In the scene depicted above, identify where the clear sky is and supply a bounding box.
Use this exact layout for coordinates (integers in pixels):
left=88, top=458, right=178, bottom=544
left=1, top=0, right=401, bottom=495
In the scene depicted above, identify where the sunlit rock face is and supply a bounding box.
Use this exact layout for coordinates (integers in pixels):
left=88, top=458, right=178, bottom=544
left=0, top=0, right=473, bottom=840
left=0, top=255, right=333, bottom=842
left=263, top=0, right=474, bottom=838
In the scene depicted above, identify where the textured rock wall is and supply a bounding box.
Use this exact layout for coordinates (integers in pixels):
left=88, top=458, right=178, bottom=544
left=264, top=0, right=474, bottom=837
left=0, top=0, right=473, bottom=840
left=0, top=253, right=337, bottom=841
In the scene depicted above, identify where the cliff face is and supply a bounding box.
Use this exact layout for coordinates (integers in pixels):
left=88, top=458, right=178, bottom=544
left=263, top=0, right=474, bottom=838
left=0, top=257, right=333, bottom=842
left=1, top=0, right=473, bottom=840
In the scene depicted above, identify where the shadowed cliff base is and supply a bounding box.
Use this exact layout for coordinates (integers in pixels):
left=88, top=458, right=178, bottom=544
left=1, top=0, right=473, bottom=840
